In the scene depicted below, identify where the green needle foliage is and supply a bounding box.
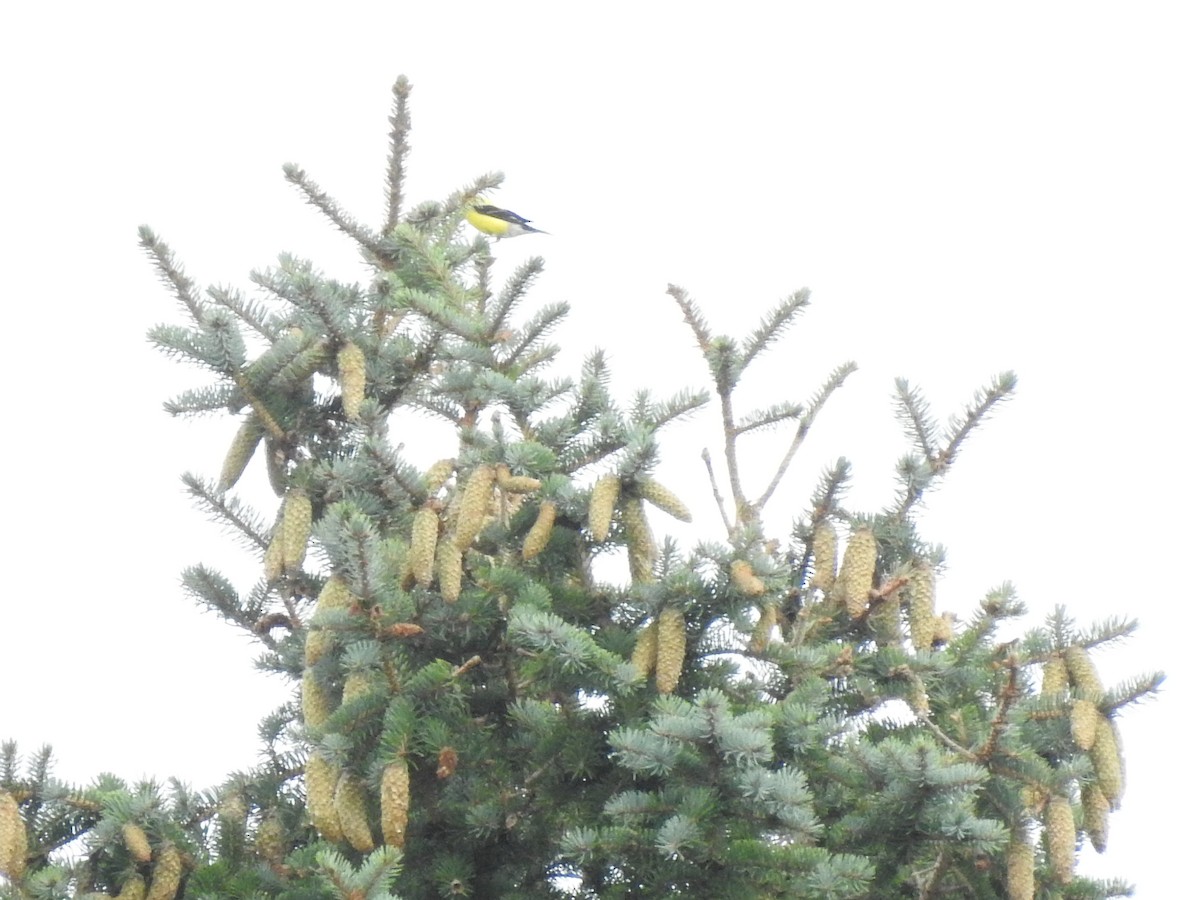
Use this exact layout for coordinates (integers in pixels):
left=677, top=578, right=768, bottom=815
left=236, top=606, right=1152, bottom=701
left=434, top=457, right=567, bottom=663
left=1, top=77, right=1161, bottom=900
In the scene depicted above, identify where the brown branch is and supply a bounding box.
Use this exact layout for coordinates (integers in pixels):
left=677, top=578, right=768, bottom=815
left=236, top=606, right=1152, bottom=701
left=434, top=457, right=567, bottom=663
left=976, top=653, right=1022, bottom=763
left=700, top=448, right=733, bottom=536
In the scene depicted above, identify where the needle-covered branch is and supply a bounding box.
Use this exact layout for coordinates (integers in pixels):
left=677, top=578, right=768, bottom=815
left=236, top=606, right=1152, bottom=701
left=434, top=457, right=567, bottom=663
left=382, top=76, right=412, bottom=234
left=740, top=289, right=811, bottom=369
left=284, top=164, right=388, bottom=264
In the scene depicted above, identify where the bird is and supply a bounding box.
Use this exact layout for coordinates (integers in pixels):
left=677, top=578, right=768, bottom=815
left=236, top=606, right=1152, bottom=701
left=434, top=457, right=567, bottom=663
left=465, top=198, right=547, bottom=238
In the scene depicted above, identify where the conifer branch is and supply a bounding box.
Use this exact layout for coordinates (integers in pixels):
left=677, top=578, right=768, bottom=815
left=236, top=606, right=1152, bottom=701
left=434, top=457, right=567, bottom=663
left=230, top=370, right=287, bottom=442
left=497, top=303, right=569, bottom=372
left=740, top=289, right=810, bottom=369
left=734, top=402, right=804, bottom=436
left=752, top=361, right=856, bottom=513
left=181, top=472, right=271, bottom=553
left=209, top=284, right=281, bottom=343
left=138, top=226, right=206, bottom=322
left=282, top=164, right=387, bottom=261
left=488, top=258, right=545, bottom=333
left=894, top=378, right=939, bottom=466
left=935, top=371, right=1017, bottom=473
left=667, top=284, right=713, bottom=351
left=382, top=76, right=412, bottom=233
left=163, top=384, right=239, bottom=416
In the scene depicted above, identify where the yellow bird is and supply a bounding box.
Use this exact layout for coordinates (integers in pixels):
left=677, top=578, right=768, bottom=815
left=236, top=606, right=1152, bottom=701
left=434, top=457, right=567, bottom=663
left=465, top=199, right=547, bottom=238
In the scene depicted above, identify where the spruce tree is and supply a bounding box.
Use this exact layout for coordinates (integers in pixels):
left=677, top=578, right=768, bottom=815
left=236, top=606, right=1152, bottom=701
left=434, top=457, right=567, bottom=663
left=1, top=76, right=1162, bottom=900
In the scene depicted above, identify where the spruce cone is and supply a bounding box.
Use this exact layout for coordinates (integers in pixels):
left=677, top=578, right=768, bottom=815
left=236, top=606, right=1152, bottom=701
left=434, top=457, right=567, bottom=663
left=1041, top=653, right=1069, bottom=695
left=730, top=559, right=766, bottom=597
left=834, top=528, right=875, bottom=618
left=218, top=414, right=263, bottom=493
left=122, top=822, right=153, bottom=864
left=1064, top=645, right=1103, bottom=695
left=437, top=540, right=463, bottom=603
left=623, top=499, right=657, bottom=585
left=810, top=521, right=837, bottom=592
left=301, top=669, right=333, bottom=727
left=906, top=562, right=936, bottom=651
left=588, top=475, right=620, bottom=541
left=1081, top=783, right=1110, bottom=853
left=638, top=479, right=691, bottom=522
left=380, top=761, right=410, bottom=848
left=522, top=501, right=557, bottom=560
left=334, top=773, right=375, bottom=853
left=1005, top=836, right=1035, bottom=900
left=280, top=488, right=312, bottom=572
left=1045, top=794, right=1075, bottom=884
left=1090, top=717, right=1125, bottom=804
left=630, top=621, right=658, bottom=677
left=305, top=754, right=343, bottom=843
left=496, top=466, right=542, bottom=493
left=145, top=843, right=183, bottom=900
left=1070, top=699, right=1100, bottom=751
left=423, top=458, right=455, bottom=493
left=0, top=790, right=27, bottom=880
left=453, top=465, right=496, bottom=551
left=255, top=811, right=286, bottom=864
left=655, top=607, right=686, bottom=694
left=409, top=505, right=439, bottom=586
left=337, top=342, right=367, bottom=421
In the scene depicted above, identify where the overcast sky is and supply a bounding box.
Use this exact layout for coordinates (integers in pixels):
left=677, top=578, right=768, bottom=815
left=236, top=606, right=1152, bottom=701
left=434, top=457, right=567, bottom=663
left=3, top=2, right=1197, bottom=894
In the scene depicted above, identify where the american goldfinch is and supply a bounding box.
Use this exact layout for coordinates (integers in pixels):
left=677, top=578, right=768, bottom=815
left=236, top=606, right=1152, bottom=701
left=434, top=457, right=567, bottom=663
left=465, top=199, right=547, bottom=238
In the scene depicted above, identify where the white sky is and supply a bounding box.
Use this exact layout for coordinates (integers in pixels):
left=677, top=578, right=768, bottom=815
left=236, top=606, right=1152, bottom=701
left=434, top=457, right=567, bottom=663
left=3, top=2, right=1197, bottom=894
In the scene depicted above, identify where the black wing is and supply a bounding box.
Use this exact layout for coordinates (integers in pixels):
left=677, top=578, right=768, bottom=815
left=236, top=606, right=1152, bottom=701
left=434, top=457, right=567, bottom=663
left=473, top=204, right=533, bottom=226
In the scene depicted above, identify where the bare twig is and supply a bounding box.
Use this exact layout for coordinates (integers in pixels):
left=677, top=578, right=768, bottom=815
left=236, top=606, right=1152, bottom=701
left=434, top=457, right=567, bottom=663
left=700, top=448, right=733, bottom=536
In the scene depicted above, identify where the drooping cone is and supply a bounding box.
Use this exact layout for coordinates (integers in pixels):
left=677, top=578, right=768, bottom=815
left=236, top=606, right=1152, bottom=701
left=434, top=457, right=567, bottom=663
left=730, top=559, right=766, bottom=597
left=115, top=877, right=146, bottom=900
left=1081, top=782, right=1110, bottom=853
left=122, top=822, right=153, bottom=864
left=409, top=505, right=439, bottom=586
left=305, top=753, right=343, bottom=843
left=631, top=620, right=658, bottom=677
left=301, top=669, right=333, bottom=727
left=655, top=607, right=686, bottom=694
left=218, top=414, right=263, bottom=492
left=1041, top=653, right=1069, bottom=695
left=496, top=466, right=542, bottom=493
left=437, top=539, right=463, bottom=603
left=623, top=499, right=657, bottom=584
left=335, top=773, right=375, bottom=852
left=1070, top=699, right=1100, bottom=751
left=1090, top=717, right=1125, bottom=805
left=906, top=562, right=936, bottom=651
left=337, top=342, right=367, bottom=421
left=280, top=488, right=312, bottom=572
left=588, top=475, right=620, bottom=541
left=453, top=465, right=496, bottom=551
left=1005, top=835, right=1036, bottom=900
left=255, top=810, right=286, bottom=865
left=1064, top=645, right=1103, bottom=695
left=522, top=501, right=557, bottom=560
left=0, top=790, right=27, bottom=880
left=833, top=528, right=875, bottom=618
left=145, top=843, right=184, bottom=900
left=809, top=521, right=837, bottom=592
left=423, top=458, right=455, bottom=493
left=1045, top=794, right=1075, bottom=885
left=380, top=760, right=411, bottom=848
left=638, top=479, right=691, bottom=522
